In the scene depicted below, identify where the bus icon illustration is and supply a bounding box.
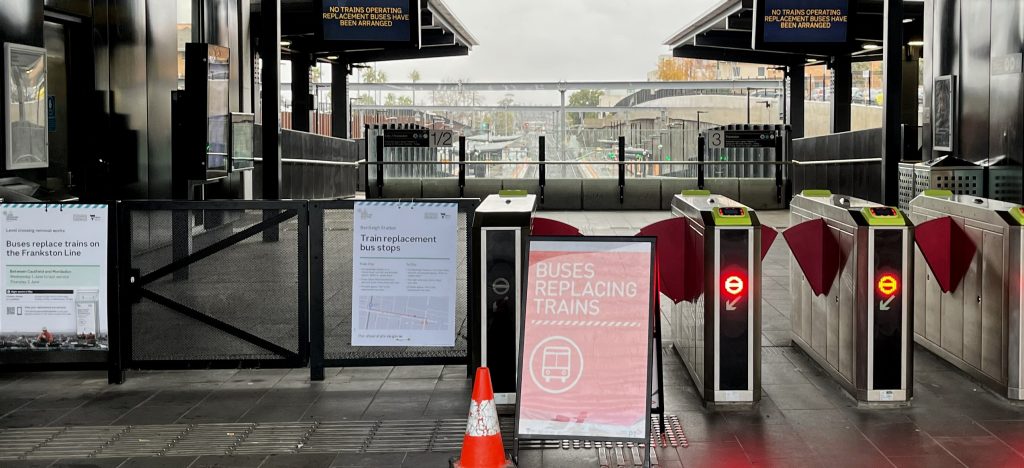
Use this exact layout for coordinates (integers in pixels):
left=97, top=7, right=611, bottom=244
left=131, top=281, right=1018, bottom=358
left=529, top=336, right=584, bottom=394
left=541, top=346, right=572, bottom=383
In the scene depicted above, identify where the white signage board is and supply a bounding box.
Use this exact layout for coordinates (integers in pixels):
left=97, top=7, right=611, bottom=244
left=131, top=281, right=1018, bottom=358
left=351, top=201, right=458, bottom=346
left=0, top=204, right=108, bottom=349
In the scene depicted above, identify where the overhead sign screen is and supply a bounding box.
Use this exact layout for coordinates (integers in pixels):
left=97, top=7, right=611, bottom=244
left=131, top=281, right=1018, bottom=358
left=321, top=0, right=416, bottom=42
left=759, top=0, right=849, bottom=44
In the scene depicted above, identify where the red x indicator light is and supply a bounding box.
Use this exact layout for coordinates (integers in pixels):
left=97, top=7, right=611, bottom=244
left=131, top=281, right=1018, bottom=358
left=724, top=275, right=745, bottom=296
left=877, top=274, right=899, bottom=296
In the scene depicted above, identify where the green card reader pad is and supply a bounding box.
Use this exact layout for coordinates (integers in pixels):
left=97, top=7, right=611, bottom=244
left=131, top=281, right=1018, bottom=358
left=712, top=207, right=751, bottom=226
left=861, top=206, right=906, bottom=226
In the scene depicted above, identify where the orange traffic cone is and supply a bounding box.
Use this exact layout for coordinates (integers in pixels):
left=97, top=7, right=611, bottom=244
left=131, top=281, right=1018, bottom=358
left=452, top=367, right=515, bottom=468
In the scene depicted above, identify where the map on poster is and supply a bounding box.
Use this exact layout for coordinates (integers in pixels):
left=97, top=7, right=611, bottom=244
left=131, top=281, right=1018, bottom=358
left=351, top=201, right=457, bottom=346
left=0, top=204, right=108, bottom=351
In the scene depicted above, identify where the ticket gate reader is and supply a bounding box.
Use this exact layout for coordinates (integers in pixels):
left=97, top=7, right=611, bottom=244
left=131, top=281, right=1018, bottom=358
left=786, top=191, right=913, bottom=403
left=471, top=192, right=538, bottom=406
left=670, top=192, right=763, bottom=406
left=908, top=191, right=1024, bottom=399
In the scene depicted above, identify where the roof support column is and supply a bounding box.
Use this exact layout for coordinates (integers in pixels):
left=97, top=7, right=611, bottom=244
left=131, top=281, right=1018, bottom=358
left=787, top=64, right=805, bottom=138
left=260, top=0, right=281, bottom=200
left=291, top=54, right=312, bottom=132
left=331, top=62, right=349, bottom=139
left=881, top=0, right=904, bottom=205
left=830, top=57, right=852, bottom=133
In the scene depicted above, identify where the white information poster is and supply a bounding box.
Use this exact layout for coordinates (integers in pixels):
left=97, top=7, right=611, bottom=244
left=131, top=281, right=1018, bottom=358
left=0, top=204, right=108, bottom=350
left=352, top=201, right=457, bottom=347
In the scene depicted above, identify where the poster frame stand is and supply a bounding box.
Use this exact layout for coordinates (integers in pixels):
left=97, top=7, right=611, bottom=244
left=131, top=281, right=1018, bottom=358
left=512, top=236, right=659, bottom=468
left=0, top=203, right=116, bottom=376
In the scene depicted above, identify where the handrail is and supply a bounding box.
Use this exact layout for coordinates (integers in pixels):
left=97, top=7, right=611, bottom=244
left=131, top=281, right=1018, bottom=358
left=359, top=160, right=789, bottom=166
left=791, top=158, right=882, bottom=166
left=253, top=157, right=360, bottom=167
left=356, top=159, right=881, bottom=166
left=254, top=157, right=879, bottom=167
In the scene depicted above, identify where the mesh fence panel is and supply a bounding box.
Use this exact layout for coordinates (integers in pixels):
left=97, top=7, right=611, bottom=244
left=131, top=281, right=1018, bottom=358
left=323, top=209, right=470, bottom=362
left=129, top=208, right=300, bottom=362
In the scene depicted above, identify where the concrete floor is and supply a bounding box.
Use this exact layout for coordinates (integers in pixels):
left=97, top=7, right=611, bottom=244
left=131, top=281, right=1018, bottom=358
left=2, top=211, right=1024, bottom=467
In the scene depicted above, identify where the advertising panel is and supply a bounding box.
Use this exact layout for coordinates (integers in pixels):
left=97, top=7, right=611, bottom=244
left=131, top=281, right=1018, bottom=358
left=516, top=238, right=654, bottom=442
left=351, top=201, right=458, bottom=347
left=0, top=204, right=108, bottom=351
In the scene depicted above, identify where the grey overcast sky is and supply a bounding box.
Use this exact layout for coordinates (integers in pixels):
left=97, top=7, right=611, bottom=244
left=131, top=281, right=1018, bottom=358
left=371, top=0, right=721, bottom=83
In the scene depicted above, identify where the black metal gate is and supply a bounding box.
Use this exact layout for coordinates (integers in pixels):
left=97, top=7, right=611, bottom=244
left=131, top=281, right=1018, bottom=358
left=113, top=201, right=308, bottom=381
left=309, top=199, right=478, bottom=379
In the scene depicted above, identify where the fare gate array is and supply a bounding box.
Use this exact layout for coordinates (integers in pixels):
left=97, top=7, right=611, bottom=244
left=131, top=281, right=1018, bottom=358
left=908, top=191, right=1024, bottom=399
left=786, top=191, right=913, bottom=403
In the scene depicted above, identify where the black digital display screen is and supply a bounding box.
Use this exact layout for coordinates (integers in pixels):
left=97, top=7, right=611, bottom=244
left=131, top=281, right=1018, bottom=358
left=753, top=0, right=854, bottom=54
left=872, top=230, right=904, bottom=390
left=719, top=208, right=745, bottom=217
left=321, top=0, right=417, bottom=43
left=719, top=230, right=749, bottom=391
left=870, top=208, right=897, bottom=217
left=761, top=0, right=849, bottom=43
left=485, top=230, right=517, bottom=395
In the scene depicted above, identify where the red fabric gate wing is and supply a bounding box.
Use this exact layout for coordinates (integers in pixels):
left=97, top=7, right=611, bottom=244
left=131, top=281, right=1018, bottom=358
left=531, top=217, right=583, bottom=237
left=914, top=216, right=976, bottom=293
left=783, top=218, right=843, bottom=296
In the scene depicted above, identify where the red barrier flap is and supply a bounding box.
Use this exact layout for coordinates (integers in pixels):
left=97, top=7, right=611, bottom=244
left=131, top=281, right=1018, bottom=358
left=783, top=218, right=842, bottom=296
left=532, top=217, right=583, bottom=237
left=761, top=225, right=778, bottom=260
left=915, top=216, right=976, bottom=293
left=637, top=217, right=687, bottom=303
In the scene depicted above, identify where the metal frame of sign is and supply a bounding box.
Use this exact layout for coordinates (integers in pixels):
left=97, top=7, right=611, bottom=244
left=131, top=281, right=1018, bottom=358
left=752, top=0, right=856, bottom=55
left=4, top=42, right=49, bottom=170
left=317, top=0, right=422, bottom=49
left=513, top=236, right=656, bottom=467
left=932, top=75, right=956, bottom=152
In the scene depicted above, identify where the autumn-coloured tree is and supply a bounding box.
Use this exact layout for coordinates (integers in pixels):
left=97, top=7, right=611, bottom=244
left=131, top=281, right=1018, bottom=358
left=654, top=57, right=717, bottom=81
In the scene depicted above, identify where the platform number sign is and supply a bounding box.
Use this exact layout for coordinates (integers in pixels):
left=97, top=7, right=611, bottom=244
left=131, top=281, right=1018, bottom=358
left=706, top=129, right=777, bottom=149
left=430, top=130, right=453, bottom=147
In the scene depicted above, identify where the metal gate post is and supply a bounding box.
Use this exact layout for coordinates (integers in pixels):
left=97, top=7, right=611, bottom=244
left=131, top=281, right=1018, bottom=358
left=376, top=134, right=385, bottom=198
left=109, top=201, right=127, bottom=384
left=458, top=136, right=467, bottom=197
left=774, top=128, right=784, bottom=204
left=698, top=134, right=706, bottom=190
left=618, top=136, right=626, bottom=204
left=309, top=202, right=325, bottom=381
left=538, top=135, right=546, bottom=204
left=297, top=202, right=311, bottom=367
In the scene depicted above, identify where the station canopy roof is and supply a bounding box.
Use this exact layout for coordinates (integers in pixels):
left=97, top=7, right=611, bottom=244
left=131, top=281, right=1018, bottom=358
left=252, top=0, right=478, bottom=63
left=664, top=0, right=923, bottom=66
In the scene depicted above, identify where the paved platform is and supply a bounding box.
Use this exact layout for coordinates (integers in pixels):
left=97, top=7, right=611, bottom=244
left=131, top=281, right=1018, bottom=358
left=2, top=211, right=1024, bottom=467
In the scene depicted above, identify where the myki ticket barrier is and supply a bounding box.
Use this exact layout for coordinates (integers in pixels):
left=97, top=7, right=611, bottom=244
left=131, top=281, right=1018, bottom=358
left=670, top=191, right=766, bottom=406
left=471, top=191, right=538, bottom=406
left=908, top=191, right=1024, bottom=399
left=786, top=190, right=913, bottom=403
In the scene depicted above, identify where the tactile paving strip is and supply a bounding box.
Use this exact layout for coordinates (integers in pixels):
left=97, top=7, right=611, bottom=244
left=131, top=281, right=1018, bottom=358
left=0, top=415, right=688, bottom=462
